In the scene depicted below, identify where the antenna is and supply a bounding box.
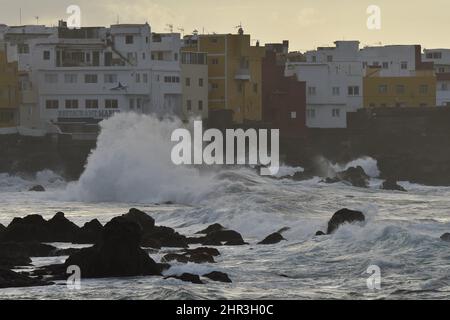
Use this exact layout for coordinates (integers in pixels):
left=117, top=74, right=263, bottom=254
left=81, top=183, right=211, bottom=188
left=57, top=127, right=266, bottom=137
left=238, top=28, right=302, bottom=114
left=19, top=8, right=22, bottom=25
left=166, top=24, right=173, bottom=33
left=235, top=22, right=244, bottom=35
left=35, top=16, right=39, bottom=25
left=178, top=27, right=185, bottom=37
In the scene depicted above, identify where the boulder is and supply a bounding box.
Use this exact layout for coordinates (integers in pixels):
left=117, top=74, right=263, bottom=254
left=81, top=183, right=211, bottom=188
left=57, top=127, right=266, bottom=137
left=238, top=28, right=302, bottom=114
left=142, top=226, right=188, bottom=248
left=381, top=179, right=406, bottom=192
left=258, top=232, right=286, bottom=245
left=440, top=233, right=450, bottom=242
left=2, top=215, right=49, bottom=242
left=0, top=242, right=56, bottom=258
left=47, top=212, right=80, bottom=242
left=195, top=223, right=225, bottom=235
left=315, top=231, right=326, bottom=236
left=162, top=254, right=189, bottom=264
left=122, top=208, right=155, bottom=234
left=0, top=268, right=53, bottom=289
left=203, top=271, right=232, bottom=283
left=29, top=185, right=45, bottom=192
left=336, top=166, right=369, bottom=188
left=203, top=230, right=246, bottom=246
left=162, top=250, right=215, bottom=264
left=65, top=217, right=167, bottom=278
left=73, top=219, right=103, bottom=244
left=0, top=223, right=5, bottom=240
left=327, top=209, right=365, bottom=234
left=165, top=273, right=203, bottom=284
left=183, top=247, right=221, bottom=257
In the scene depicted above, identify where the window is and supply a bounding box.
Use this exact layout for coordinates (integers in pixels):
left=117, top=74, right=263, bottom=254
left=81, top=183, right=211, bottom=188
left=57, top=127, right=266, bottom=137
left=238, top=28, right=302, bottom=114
left=105, top=99, right=118, bottom=109
left=143, top=73, right=148, bottom=83
left=332, top=108, right=341, bottom=118
left=125, top=35, right=134, bottom=44
left=174, top=53, right=178, bottom=61
left=136, top=98, right=142, bottom=109
left=420, top=85, right=429, bottom=94
left=439, top=67, right=445, bottom=73
left=187, top=100, right=192, bottom=111
left=85, top=74, right=98, bottom=83
left=348, top=86, right=360, bottom=96
left=65, top=100, right=78, bottom=109
left=396, top=85, right=405, bottom=94
left=136, top=73, right=141, bottom=83
left=332, top=87, right=340, bottom=96
left=312, top=56, right=317, bottom=63
left=291, top=112, right=297, bottom=119
left=85, top=99, right=99, bottom=109
left=401, top=61, right=408, bottom=70
left=198, top=100, right=203, bottom=111
left=378, top=85, right=388, bottom=94
left=307, top=109, right=316, bottom=118
left=104, top=74, right=118, bottom=84
left=186, top=77, right=191, bottom=87
left=45, top=100, right=59, bottom=109
left=199, top=78, right=204, bottom=87
left=18, top=44, right=30, bottom=54
left=164, top=76, right=180, bottom=83
left=382, top=62, right=389, bottom=69
left=45, top=74, right=58, bottom=83
left=327, top=55, right=333, bottom=62
left=64, top=74, right=77, bottom=84
left=441, top=83, right=449, bottom=91
left=308, top=87, right=316, bottom=96
left=211, top=58, right=219, bottom=65
left=129, top=99, right=135, bottom=110
left=212, top=83, right=219, bottom=90
left=43, top=51, right=50, bottom=60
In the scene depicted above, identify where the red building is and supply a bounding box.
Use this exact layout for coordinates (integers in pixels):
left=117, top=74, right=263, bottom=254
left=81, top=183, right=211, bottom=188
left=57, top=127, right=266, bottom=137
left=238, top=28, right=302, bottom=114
left=262, top=49, right=307, bottom=139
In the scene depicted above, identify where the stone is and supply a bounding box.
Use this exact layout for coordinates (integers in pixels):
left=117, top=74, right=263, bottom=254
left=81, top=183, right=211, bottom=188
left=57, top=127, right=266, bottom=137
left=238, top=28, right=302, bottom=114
left=203, top=271, right=232, bottom=283
left=29, top=185, right=45, bottom=192
left=258, top=232, right=286, bottom=245
left=327, top=208, right=365, bottom=234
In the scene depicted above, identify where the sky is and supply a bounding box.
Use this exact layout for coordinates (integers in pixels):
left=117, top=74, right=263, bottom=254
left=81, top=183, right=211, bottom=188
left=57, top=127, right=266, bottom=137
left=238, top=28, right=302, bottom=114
left=0, top=0, right=449, bottom=52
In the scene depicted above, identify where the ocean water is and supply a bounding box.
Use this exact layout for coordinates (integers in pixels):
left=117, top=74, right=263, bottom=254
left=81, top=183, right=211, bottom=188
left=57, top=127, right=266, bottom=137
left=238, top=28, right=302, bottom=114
left=0, top=114, right=449, bottom=300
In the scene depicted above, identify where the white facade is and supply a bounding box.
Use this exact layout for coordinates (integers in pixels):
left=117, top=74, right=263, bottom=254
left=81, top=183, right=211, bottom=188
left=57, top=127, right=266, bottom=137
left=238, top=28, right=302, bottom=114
left=286, top=41, right=363, bottom=128
left=423, top=49, right=450, bottom=106
left=2, top=23, right=182, bottom=136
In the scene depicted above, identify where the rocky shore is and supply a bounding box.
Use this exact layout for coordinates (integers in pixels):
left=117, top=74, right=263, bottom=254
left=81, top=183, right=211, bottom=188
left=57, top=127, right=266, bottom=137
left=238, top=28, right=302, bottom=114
left=1, top=207, right=448, bottom=290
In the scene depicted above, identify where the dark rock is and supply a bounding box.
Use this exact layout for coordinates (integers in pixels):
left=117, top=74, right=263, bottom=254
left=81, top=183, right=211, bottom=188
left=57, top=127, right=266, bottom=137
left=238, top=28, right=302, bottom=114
left=258, top=232, right=286, bottom=245
left=65, top=217, right=166, bottom=278
left=0, top=268, right=53, bottom=289
left=47, top=212, right=80, bottom=242
left=165, top=273, right=203, bottom=284
left=195, top=223, right=225, bottom=235
left=163, top=201, right=174, bottom=205
left=315, top=231, right=326, bottom=236
left=204, top=230, right=246, bottom=246
left=336, top=166, right=369, bottom=188
left=203, top=271, right=232, bottom=283
left=183, top=247, right=221, bottom=257
left=0, top=242, right=56, bottom=258
left=292, top=170, right=314, bottom=181
left=327, top=208, right=365, bottom=234
left=323, top=177, right=341, bottom=184
left=162, top=250, right=215, bottom=264
left=441, top=233, right=450, bottom=242
left=188, top=253, right=215, bottom=263
left=49, top=248, right=82, bottom=257
left=162, top=253, right=189, bottom=263
left=0, top=223, right=5, bottom=241
left=29, top=185, right=45, bottom=192
left=73, top=219, right=103, bottom=244
left=2, top=215, right=49, bottom=242
left=123, top=208, right=155, bottom=233
left=142, top=226, right=188, bottom=248
left=277, top=227, right=290, bottom=234
left=381, top=179, right=406, bottom=192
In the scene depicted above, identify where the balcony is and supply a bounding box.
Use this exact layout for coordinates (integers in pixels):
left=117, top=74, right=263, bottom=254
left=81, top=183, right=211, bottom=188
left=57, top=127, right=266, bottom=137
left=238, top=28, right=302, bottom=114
left=235, top=68, right=251, bottom=81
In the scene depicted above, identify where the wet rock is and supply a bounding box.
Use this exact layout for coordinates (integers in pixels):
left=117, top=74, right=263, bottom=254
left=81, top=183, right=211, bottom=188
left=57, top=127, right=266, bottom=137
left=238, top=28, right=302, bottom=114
left=0, top=242, right=56, bottom=258
left=2, top=215, right=50, bottom=242
left=183, top=247, right=221, bottom=257
left=162, top=254, right=189, bottom=264
left=73, top=219, right=103, bottom=244
left=327, top=208, right=365, bottom=234
left=165, top=273, right=203, bottom=284
left=142, top=226, right=188, bottom=248
left=0, top=223, right=5, bottom=240
left=122, top=208, right=155, bottom=234
left=381, top=179, right=406, bottom=192
left=29, top=185, right=45, bottom=192
left=336, top=166, right=369, bottom=188
left=204, top=230, right=246, bottom=246
left=196, top=223, right=225, bottom=235
left=277, top=227, right=290, bottom=234
left=258, top=232, right=286, bottom=245
left=65, top=217, right=167, bottom=278
left=203, top=271, right=232, bottom=283
left=0, top=268, right=53, bottom=289
left=47, top=212, right=80, bottom=242
left=292, top=170, right=314, bottom=181
left=0, top=255, right=32, bottom=268
left=315, top=231, right=326, bottom=236
left=162, top=250, right=215, bottom=264
left=441, top=233, right=450, bottom=242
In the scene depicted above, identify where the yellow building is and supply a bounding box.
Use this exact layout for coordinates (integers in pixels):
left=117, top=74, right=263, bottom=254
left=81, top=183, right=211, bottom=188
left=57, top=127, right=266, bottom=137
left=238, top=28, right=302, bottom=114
left=184, top=29, right=265, bottom=124
left=364, top=68, right=436, bottom=108
left=0, top=50, right=19, bottom=128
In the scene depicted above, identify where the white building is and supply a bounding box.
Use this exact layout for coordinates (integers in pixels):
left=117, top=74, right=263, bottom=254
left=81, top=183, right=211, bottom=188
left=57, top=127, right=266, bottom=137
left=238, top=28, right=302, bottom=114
left=2, top=22, right=182, bottom=137
left=423, top=49, right=450, bottom=106
left=286, top=41, right=363, bottom=128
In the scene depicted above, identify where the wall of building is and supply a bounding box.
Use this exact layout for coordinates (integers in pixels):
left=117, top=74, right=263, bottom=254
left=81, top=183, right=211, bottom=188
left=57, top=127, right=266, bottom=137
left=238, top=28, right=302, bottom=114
left=181, top=51, right=208, bottom=120
left=0, top=51, right=19, bottom=128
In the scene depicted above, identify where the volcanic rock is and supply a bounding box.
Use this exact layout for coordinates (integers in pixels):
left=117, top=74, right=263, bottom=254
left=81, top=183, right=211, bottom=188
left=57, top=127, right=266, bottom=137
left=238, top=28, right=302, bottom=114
left=441, top=233, right=450, bottom=242
left=165, top=273, right=203, bottom=284
left=73, top=219, right=103, bottom=244
left=381, top=178, right=406, bottom=192
left=327, top=209, right=365, bottom=234
left=203, top=271, right=232, bottom=283
left=0, top=268, right=52, bottom=289
left=258, top=232, right=286, bottom=245
left=29, top=185, right=45, bottom=192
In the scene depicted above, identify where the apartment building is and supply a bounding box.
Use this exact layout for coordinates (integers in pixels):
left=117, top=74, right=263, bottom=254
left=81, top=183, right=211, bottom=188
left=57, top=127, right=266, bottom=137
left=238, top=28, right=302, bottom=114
left=423, top=49, right=450, bottom=106
left=180, top=49, right=208, bottom=120
left=363, top=45, right=436, bottom=108
left=184, top=28, right=265, bottom=124
left=0, top=49, right=19, bottom=130
left=2, top=22, right=182, bottom=137
left=286, top=41, right=363, bottom=128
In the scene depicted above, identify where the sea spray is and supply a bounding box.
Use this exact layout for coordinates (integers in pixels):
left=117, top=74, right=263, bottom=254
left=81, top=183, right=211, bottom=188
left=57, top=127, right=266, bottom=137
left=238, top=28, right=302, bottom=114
left=63, top=113, right=218, bottom=204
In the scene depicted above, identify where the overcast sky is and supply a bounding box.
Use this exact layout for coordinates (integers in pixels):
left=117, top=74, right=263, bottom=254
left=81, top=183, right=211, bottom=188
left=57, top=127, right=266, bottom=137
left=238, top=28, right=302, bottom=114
left=0, top=0, right=448, bottom=52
